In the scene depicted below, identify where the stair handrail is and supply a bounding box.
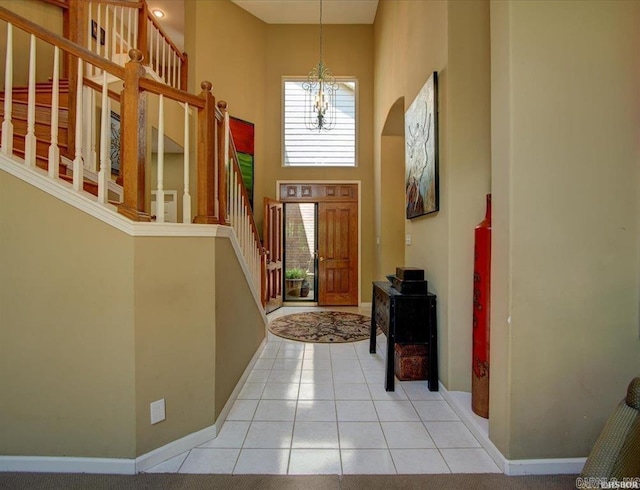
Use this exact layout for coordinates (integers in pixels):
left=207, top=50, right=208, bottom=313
left=41, top=0, right=187, bottom=90
left=0, top=6, right=219, bottom=226
left=219, top=102, right=267, bottom=305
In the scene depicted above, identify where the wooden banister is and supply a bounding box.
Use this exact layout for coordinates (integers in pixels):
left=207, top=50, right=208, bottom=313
left=117, top=49, right=150, bottom=222
left=0, top=6, right=125, bottom=79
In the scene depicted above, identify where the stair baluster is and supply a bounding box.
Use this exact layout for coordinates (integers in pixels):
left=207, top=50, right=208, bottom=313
left=24, top=34, right=37, bottom=167
left=182, top=102, right=191, bottom=223
left=48, top=46, right=60, bottom=179
left=2, top=23, right=13, bottom=155
left=72, top=57, right=83, bottom=191
left=97, top=71, right=109, bottom=204
left=155, top=94, right=165, bottom=223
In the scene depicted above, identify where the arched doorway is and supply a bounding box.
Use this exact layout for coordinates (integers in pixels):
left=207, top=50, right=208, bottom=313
left=377, top=97, right=406, bottom=279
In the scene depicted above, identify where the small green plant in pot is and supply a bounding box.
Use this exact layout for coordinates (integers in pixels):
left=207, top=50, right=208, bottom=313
left=285, top=268, right=306, bottom=297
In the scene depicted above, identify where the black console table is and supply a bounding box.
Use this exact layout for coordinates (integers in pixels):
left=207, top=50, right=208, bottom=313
left=370, top=281, right=438, bottom=392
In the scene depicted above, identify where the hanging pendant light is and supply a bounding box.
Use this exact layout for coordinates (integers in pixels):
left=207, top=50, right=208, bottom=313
left=303, top=0, right=337, bottom=131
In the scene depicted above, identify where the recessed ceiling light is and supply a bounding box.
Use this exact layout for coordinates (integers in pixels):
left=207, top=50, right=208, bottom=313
left=152, top=9, right=165, bottom=18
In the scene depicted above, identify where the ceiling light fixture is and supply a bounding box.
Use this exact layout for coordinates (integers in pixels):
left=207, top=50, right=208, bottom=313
left=152, top=9, right=165, bottom=19
left=303, top=0, right=337, bottom=131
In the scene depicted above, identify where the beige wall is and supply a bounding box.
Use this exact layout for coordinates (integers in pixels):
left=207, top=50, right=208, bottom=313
left=133, top=237, right=217, bottom=456
left=491, top=0, right=640, bottom=459
left=0, top=167, right=266, bottom=458
left=0, top=170, right=136, bottom=458
left=215, top=240, right=265, bottom=419
left=373, top=0, right=491, bottom=391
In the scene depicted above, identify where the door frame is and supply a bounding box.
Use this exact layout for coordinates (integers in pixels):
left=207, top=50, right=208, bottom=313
left=277, top=180, right=362, bottom=305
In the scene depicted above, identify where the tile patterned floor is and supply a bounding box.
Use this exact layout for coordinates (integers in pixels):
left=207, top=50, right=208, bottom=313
left=146, top=307, right=500, bottom=475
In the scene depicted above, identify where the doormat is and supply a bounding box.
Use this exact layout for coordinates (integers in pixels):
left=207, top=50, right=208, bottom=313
left=268, top=311, right=379, bottom=343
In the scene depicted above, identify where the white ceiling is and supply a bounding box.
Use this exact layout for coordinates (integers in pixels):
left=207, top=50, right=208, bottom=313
left=231, top=0, right=379, bottom=24
left=145, top=0, right=380, bottom=52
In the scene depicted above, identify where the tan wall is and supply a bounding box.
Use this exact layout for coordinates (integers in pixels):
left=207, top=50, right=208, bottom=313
left=491, top=0, right=640, bottom=459
left=373, top=0, right=491, bottom=391
left=379, top=133, right=405, bottom=278
left=0, top=170, right=136, bottom=458
left=133, top=237, right=217, bottom=456
left=215, top=240, right=265, bottom=419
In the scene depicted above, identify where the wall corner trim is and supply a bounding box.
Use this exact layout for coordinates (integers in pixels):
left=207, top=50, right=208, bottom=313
left=440, top=383, right=586, bottom=476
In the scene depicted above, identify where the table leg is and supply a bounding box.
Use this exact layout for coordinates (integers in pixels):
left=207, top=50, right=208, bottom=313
left=369, top=286, right=377, bottom=354
left=385, top=333, right=395, bottom=391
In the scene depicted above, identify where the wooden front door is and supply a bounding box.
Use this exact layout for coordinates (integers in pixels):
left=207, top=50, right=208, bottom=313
left=318, top=201, right=358, bottom=306
left=263, top=198, right=283, bottom=313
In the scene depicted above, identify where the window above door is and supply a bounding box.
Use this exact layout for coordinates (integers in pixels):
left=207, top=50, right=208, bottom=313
left=282, top=78, right=357, bottom=167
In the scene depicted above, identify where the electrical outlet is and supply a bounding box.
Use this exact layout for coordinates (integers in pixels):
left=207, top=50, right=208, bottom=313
left=405, top=234, right=412, bottom=246
left=150, top=399, right=166, bottom=425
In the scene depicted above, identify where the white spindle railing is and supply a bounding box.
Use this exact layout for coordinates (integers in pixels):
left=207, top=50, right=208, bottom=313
left=48, top=46, right=60, bottom=179
left=87, top=1, right=139, bottom=77
left=73, top=58, right=84, bottom=191
left=182, top=102, right=191, bottom=223
left=146, top=15, right=183, bottom=89
left=2, top=23, right=13, bottom=155
left=224, top=113, right=264, bottom=295
left=0, top=6, right=263, bottom=307
left=24, top=34, right=36, bottom=167
left=155, top=94, right=165, bottom=222
left=98, top=72, right=110, bottom=204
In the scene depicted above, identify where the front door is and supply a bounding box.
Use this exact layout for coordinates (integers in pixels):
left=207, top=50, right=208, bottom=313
left=263, top=198, right=283, bottom=313
left=318, top=201, right=358, bottom=306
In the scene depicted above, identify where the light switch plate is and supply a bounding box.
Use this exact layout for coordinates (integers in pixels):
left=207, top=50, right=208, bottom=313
left=405, top=234, right=412, bottom=246
left=150, top=399, right=166, bottom=424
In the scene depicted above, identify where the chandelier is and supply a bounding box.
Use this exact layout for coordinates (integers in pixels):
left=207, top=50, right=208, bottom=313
left=303, top=0, right=338, bottom=131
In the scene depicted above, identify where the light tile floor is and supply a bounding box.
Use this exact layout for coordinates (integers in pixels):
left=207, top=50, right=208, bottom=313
left=146, top=306, right=501, bottom=475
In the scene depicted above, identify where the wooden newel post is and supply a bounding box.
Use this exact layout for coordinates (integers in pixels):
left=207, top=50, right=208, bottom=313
left=193, top=81, right=218, bottom=224
left=137, top=2, right=149, bottom=69
left=117, top=49, right=150, bottom=222
left=217, top=100, right=229, bottom=225
left=180, top=53, right=188, bottom=92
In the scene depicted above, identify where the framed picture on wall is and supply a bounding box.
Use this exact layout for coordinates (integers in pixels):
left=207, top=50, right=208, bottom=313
left=405, top=71, right=439, bottom=219
left=229, top=116, right=255, bottom=209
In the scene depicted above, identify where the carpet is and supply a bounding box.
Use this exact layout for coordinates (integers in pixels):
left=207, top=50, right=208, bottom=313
left=0, top=472, right=580, bottom=489
left=268, top=311, right=378, bottom=343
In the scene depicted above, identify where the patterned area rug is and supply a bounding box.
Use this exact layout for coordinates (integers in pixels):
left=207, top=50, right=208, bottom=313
left=269, top=311, right=378, bottom=343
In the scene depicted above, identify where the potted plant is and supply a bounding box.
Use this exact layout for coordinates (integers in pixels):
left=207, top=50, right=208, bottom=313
left=285, top=268, right=306, bottom=297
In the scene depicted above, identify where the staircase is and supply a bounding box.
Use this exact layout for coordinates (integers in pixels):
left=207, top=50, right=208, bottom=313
left=0, top=3, right=266, bottom=307
left=0, top=80, right=70, bottom=173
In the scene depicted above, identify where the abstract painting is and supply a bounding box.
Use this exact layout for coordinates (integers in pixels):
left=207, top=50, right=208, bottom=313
left=229, top=116, right=255, bottom=209
left=405, top=72, right=439, bottom=219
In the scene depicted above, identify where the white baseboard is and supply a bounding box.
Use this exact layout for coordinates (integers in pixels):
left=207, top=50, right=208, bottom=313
left=0, top=456, right=135, bottom=474
left=440, top=383, right=586, bottom=475
left=136, top=337, right=268, bottom=473
left=0, top=339, right=269, bottom=475
left=505, top=458, right=586, bottom=476
left=135, top=424, right=217, bottom=473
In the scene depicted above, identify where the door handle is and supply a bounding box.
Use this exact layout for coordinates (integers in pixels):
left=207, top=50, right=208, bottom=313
left=319, top=256, right=325, bottom=262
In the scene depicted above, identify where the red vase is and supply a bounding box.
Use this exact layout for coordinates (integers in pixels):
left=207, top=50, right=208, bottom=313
left=472, top=194, right=491, bottom=418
